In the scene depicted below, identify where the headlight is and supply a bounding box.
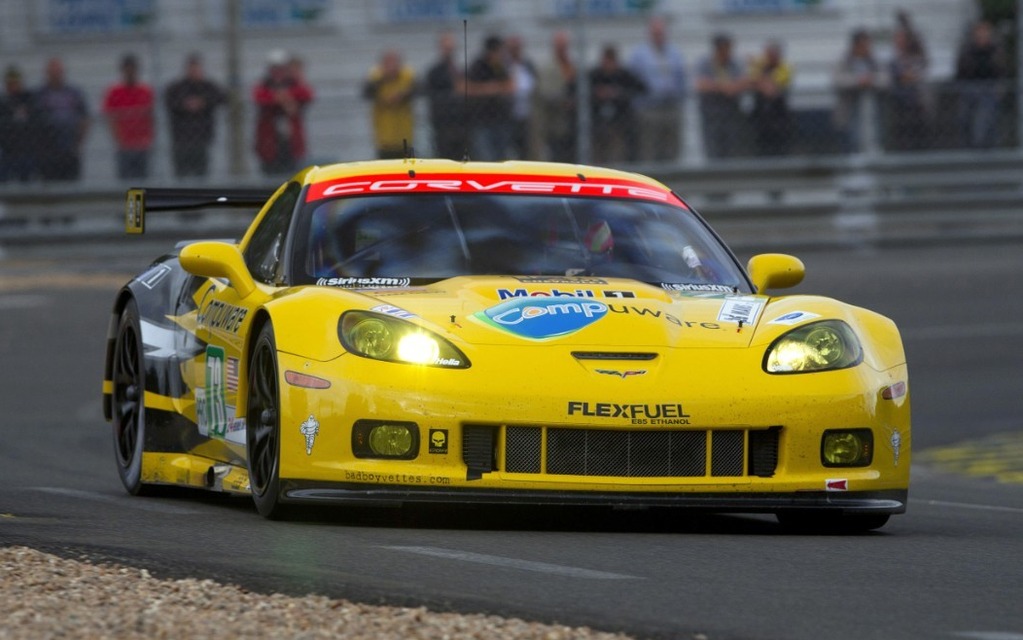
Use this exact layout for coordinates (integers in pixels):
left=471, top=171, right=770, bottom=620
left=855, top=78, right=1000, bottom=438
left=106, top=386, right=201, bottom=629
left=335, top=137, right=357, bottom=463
left=764, top=320, right=862, bottom=374
left=339, top=311, right=470, bottom=368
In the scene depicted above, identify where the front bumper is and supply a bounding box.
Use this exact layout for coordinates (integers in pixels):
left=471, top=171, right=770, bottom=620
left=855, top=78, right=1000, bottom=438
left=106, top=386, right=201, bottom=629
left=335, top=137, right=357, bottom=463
left=281, top=481, right=908, bottom=514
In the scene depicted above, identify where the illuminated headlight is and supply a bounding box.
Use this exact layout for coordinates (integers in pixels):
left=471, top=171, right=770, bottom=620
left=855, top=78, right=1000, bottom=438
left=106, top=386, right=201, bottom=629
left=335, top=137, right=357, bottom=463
left=339, top=311, right=469, bottom=368
left=821, top=429, right=873, bottom=467
left=764, top=320, right=862, bottom=374
left=352, top=420, right=419, bottom=459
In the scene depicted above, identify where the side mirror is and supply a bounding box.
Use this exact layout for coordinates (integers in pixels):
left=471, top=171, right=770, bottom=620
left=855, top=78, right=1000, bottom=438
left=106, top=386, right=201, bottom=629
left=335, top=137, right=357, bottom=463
left=179, top=241, right=256, bottom=299
left=747, top=253, right=805, bottom=293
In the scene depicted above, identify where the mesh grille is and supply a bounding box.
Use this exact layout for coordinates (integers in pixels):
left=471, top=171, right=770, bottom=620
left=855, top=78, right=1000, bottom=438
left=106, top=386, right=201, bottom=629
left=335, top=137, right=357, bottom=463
left=505, top=426, right=542, bottom=473
left=711, top=430, right=745, bottom=476
left=545, top=429, right=711, bottom=477
left=496, top=425, right=778, bottom=479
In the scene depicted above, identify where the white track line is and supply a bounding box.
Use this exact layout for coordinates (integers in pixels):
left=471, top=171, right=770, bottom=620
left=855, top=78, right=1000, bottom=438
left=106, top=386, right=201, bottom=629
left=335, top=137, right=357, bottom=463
left=383, top=546, right=641, bottom=580
left=31, top=487, right=199, bottom=515
left=911, top=499, right=1023, bottom=515
left=953, top=633, right=1023, bottom=640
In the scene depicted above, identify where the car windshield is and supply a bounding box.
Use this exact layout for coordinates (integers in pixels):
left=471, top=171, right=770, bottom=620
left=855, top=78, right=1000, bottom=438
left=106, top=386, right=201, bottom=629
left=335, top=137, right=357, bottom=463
left=292, top=194, right=748, bottom=291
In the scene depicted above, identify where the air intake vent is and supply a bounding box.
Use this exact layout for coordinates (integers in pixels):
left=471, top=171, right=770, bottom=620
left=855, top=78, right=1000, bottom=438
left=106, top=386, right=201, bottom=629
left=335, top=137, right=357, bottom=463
left=462, top=425, right=497, bottom=480
left=749, top=427, right=780, bottom=477
left=571, top=351, right=658, bottom=361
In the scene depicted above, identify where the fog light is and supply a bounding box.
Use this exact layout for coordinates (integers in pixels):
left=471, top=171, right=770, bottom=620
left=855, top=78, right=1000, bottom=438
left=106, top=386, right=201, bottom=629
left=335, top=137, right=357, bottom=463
left=370, top=425, right=413, bottom=456
left=352, top=420, right=419, bottom=459
left=821, top=429, right=873, bottom=467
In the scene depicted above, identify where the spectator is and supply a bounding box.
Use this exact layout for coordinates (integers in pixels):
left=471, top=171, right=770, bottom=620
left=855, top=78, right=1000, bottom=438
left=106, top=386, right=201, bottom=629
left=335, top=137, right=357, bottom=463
left=424, top=31, right=465, bottom=160
left=253, top=50, right=313, bottom=175
left=164, top=53, right=226, bottom=178
left=0, top=66, right=37, bottom=182
left=363, top=50, right=416, bottom=159
left=888, top=25, right=929, bottom=151
left=628, top=17, right=686, bottom=162
left=589, top=45, right=645, bottom=165
left=747, top=41, right=793, bottom=156
left=102, top=54, right=154, bottom=180
left=696, top=33, right=746, bottom=160
left=536, top=30, right=576, bottom=163
left=466, top=35, right=514, bottom=161
left=955, top=20, right=1006, bottom=148
left=833, top=29, right=881, bottom=153
left=506, top=35, right=537, bottom=159
left=35, top=57, right=89, bottom=181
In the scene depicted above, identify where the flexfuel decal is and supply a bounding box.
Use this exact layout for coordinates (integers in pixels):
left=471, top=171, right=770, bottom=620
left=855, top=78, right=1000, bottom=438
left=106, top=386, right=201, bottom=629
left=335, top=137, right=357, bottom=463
left=476, top=297, right=607, bottom=340
left=568, top=401, right=690, bottom=425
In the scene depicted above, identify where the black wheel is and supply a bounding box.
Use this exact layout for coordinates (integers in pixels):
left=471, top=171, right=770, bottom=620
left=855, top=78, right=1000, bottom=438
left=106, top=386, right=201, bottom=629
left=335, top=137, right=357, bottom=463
left=111, top=298, right=150, bottom=495
left=246, top=323, right=287, bottom=519
left=777, top=511, right=890, bottom=534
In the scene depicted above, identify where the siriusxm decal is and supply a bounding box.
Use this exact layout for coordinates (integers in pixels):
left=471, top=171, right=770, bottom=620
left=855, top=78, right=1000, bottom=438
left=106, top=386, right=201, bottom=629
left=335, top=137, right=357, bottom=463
left=477, top=297, right=608, bottom=339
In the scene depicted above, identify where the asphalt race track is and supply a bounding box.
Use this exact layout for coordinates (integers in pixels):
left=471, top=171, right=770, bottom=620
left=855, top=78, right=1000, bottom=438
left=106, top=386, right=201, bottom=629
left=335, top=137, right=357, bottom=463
left=1, top=238, right=1021, bottom=640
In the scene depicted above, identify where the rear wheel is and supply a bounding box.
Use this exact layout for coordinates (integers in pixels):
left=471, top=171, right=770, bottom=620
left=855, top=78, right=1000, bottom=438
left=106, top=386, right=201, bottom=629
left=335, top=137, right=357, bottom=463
left=777, top=511, right=890, bottom=534
left=246, top=323, right=288, bottom=519
left=111, top=299, right=150, bottom=495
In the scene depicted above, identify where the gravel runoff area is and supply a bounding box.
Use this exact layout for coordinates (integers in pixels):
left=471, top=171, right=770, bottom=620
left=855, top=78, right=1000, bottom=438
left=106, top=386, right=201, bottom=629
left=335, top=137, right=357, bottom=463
left=0, top=546, right=660, bottom=640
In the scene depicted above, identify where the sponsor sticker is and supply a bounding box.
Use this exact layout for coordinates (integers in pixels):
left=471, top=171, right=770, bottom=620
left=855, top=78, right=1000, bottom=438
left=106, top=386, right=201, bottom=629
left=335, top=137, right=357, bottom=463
left=567, top=401, right=690, bottom=425
left=198, top=345, right=229, bottom=439
left=300, top=415, right=320, bottom=455
left=476, top=297, right=607, bottom=340
left=887, top=428, right=902, bottom=466
left=371, top=304, right=417, bottom=320
left=662, top=282, right=736, bottom=293
left=429, top=429, right=448, bottom=454
left=197, top=300, right=248, bottom=334
left=825, top=479, right=849, bottom=492
left=305, top=173, right=683, bottom=206
left=768, top=311, right=821, bottom=326
left=515, top=276, right=609, bottom=284
left=317, top=276, right=411, bottom=288
left=496, top=288, right=636, bottom=300
left=718, top=296, right=763, bottom=325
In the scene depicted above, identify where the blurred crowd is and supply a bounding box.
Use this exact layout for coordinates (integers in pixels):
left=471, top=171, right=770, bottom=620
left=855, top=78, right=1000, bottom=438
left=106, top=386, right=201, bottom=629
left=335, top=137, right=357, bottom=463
left=371, top=11, right=1011, bottom=164
left=0, top=10, right=1012, bottom=183
left=0, top=49, right=315, bottom=183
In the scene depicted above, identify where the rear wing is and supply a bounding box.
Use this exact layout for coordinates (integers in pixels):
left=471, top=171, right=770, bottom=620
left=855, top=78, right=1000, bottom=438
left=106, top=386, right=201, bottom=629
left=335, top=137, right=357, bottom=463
left=125, top=187, right=275, bottom=234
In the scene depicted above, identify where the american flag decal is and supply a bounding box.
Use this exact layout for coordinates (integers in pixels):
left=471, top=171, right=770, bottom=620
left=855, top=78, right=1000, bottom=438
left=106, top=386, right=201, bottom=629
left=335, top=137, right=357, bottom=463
left=226, top=358, right=239, bottom=394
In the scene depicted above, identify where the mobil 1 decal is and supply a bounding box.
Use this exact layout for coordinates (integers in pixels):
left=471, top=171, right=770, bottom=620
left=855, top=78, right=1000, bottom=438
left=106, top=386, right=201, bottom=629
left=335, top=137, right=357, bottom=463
left=475, top=297, right=607, bottom=340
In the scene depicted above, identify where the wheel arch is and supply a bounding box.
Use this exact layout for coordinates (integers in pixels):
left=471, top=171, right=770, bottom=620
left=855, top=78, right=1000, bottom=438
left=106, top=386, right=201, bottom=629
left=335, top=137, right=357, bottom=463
left=103, top=288, right=138, bottom=421
left=238, top=308, right=273, bottom=418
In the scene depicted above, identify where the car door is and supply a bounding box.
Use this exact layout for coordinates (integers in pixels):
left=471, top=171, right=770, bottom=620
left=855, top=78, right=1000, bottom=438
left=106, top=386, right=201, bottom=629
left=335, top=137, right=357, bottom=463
left=192, top=182, right=301, bottom=455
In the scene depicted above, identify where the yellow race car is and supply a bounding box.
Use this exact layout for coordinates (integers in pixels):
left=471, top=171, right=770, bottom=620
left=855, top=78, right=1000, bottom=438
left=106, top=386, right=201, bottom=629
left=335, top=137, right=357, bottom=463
left=103, top=160, right=910, bottom=531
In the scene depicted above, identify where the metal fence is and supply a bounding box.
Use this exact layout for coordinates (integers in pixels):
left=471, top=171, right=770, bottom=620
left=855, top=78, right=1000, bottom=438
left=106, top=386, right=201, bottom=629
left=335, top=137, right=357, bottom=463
left=0, top=79, right=1019, bottom=189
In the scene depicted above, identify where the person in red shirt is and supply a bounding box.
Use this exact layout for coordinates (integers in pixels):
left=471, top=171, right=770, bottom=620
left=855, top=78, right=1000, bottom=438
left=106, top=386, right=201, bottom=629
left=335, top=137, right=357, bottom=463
left=253, top=50, right=314, bottom=176
left=103, top=54, right=154, bottom=180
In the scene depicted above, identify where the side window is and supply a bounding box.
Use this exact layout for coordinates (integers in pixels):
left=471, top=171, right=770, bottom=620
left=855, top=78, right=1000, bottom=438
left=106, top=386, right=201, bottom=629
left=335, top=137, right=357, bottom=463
left=244, top=182, right=300, bottom=285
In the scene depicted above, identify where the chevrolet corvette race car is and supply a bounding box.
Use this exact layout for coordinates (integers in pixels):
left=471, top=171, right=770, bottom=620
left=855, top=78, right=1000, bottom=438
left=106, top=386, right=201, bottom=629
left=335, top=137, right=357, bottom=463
left=103, top=159, right=910, bottom=531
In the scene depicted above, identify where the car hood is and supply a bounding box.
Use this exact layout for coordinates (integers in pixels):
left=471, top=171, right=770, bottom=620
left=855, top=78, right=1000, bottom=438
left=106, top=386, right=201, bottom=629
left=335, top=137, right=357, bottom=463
left=339, top=276, right=767, bottom=349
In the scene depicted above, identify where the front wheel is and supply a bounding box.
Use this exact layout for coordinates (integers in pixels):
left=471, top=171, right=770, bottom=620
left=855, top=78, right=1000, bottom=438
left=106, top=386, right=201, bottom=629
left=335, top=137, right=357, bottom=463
left=246, top=323, right=288, bottom=519
left=777, top=511, right=891, bottom=534
left=111, top=298, right=151, bottom=495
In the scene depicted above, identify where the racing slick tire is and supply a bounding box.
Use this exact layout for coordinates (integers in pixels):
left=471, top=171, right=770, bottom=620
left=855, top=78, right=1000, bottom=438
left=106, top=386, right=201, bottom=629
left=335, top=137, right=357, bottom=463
left=111, top=298, right=152, bottom=496
left=246, top=323, right=290, bottom=519
left=776, top=511, right=890, bottom=534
